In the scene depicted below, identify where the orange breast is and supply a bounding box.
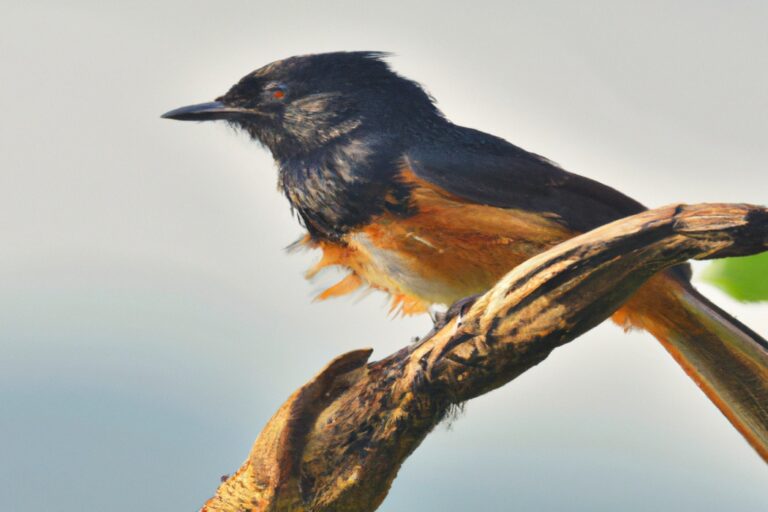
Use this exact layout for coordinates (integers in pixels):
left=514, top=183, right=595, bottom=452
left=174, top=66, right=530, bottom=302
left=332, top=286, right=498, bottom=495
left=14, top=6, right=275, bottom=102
left=298, top=168, right=576, bottom=314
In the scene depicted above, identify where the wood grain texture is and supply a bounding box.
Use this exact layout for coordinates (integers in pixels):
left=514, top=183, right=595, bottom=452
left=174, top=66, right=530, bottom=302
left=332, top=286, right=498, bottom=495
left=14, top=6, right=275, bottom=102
left=201, top=203, right=768, bottom=512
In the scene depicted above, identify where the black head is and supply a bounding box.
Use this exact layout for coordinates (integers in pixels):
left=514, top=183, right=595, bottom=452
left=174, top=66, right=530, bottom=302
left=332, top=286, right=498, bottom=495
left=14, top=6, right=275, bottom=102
left=162, top=52, right=442, bottom=159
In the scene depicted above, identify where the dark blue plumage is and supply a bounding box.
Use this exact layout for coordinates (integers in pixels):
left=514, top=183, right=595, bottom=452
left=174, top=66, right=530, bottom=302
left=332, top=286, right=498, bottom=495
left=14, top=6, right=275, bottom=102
left=191, top=51, right=644, bottom=240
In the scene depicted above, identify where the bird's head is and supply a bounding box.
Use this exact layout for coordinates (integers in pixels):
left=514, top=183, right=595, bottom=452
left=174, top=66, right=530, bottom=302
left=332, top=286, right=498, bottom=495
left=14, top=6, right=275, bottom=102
left=162, top=52, right=441, bottom=159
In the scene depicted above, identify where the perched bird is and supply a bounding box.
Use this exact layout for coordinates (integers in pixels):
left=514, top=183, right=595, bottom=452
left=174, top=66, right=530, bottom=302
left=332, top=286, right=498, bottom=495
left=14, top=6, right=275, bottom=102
left=163, top=51, right=768, bottom=459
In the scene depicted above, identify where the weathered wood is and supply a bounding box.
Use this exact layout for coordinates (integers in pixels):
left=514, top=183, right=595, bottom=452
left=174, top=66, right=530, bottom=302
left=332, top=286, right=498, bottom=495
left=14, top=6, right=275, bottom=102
left=200, top=203, right=768, bottom=512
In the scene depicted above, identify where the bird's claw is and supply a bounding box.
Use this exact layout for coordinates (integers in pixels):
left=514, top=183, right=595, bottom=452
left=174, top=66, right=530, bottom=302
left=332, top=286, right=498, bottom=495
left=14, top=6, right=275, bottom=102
left=414, top=294, right=481, bottom=350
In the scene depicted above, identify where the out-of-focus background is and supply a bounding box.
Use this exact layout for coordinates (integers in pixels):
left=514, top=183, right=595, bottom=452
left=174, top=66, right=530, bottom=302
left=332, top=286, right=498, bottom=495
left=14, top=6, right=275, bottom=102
left=2, top=1, right=767, bottom=510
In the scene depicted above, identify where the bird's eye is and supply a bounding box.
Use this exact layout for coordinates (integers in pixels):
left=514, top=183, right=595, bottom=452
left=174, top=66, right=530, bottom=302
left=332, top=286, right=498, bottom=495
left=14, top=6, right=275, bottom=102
left=267, top=83, right=288, bottom=101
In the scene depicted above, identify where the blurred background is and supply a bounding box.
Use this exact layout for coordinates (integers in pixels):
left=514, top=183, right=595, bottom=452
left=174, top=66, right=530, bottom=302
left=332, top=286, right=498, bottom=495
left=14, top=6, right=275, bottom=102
left=2, top=1, right=767, bottom=510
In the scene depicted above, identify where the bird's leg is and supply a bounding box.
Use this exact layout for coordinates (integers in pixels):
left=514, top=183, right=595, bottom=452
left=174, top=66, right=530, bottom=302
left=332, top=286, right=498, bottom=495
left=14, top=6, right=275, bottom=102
left=427, top=305, right=448, bottom=327
left=441, top=294, right=481, bottom=330
left=413, top=294, right=481, bottom=350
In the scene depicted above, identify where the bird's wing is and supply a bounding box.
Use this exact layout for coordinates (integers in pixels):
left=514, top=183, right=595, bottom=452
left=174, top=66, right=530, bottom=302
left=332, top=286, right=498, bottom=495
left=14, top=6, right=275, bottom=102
left=405, top=127, right=646, bottom=233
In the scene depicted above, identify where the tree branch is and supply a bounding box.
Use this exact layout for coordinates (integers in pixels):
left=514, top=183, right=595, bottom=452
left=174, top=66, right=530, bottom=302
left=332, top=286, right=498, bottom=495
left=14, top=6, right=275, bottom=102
left=200, top=203, right=768, bottom=512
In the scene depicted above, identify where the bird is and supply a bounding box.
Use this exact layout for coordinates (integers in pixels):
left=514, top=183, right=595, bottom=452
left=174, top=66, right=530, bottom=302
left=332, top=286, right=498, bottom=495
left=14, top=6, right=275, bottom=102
left=163, top=51, right=768, bottom=460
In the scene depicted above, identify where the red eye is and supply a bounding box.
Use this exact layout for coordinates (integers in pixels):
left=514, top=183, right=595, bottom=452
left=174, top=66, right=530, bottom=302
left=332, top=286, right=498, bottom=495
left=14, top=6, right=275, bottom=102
left=273, top=90, right=285, bottom=100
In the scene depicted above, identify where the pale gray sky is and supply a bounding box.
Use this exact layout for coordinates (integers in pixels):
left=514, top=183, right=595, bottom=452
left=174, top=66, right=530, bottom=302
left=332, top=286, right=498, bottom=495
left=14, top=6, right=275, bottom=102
left=1, top=1, right=767, bottom=510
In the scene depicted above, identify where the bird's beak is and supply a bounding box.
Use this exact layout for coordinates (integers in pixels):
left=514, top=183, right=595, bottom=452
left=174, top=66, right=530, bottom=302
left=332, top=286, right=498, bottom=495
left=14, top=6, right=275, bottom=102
left=161, top=101, right=256, bottom=121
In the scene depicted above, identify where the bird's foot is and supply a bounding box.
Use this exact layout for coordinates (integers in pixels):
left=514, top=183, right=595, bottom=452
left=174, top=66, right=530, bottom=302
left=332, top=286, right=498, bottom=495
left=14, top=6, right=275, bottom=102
left=414, top=294, right=481, bottom=349
left=440, top=294, right=481, bottom=331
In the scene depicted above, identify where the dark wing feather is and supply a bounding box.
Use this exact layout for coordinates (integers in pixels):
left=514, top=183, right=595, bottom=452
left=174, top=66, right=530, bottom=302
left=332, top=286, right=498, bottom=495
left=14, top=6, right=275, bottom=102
left=406, top=125, right=646, bottom=233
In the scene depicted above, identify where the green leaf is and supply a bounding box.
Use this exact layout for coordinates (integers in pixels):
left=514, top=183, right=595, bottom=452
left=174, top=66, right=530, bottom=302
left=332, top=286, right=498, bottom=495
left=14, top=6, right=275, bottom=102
left=702, top=252, right=768, bottom=302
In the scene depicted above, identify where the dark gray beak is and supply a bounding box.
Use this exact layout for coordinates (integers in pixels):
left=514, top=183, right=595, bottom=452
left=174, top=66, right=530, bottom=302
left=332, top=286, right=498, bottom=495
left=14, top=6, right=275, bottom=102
left=161, top=101, right=254, bottom=121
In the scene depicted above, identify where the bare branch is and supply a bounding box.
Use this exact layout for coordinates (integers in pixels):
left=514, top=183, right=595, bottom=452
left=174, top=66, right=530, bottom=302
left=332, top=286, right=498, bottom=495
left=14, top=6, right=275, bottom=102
left=200, top=203, right=768, bottom=512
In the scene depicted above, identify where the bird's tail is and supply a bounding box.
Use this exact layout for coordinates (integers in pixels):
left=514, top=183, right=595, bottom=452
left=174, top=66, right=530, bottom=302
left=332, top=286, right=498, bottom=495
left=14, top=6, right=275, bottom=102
left=614, top=273, right=768, bottom=461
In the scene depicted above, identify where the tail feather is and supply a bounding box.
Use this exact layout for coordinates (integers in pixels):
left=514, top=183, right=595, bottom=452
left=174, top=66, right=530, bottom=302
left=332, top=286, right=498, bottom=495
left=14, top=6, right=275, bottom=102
left=621, top=275, right=768, bottom=461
